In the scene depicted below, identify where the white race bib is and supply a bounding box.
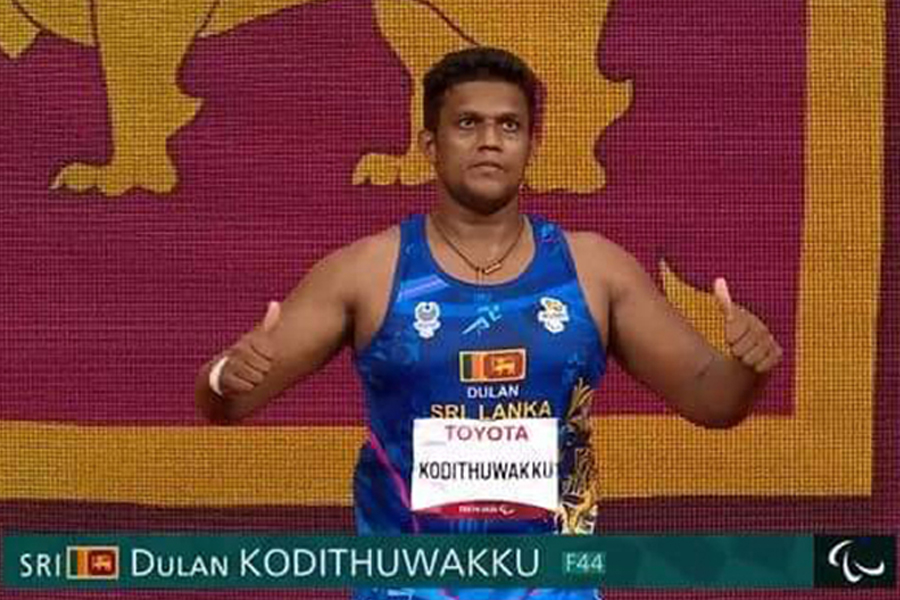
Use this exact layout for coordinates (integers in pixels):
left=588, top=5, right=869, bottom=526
left=410, top=418, right=558, bottom=519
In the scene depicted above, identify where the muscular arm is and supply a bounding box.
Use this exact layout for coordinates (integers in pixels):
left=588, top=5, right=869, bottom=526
left=573, top=233, right=772, bottom=428
left=195, top=237, right=374, bottom=424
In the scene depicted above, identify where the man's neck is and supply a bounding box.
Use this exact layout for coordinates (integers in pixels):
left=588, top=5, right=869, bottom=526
left=430, top=196, right=523, bottom=247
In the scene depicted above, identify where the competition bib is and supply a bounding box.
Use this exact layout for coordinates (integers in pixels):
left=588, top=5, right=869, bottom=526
left=410, top=418, right=558, bottom=519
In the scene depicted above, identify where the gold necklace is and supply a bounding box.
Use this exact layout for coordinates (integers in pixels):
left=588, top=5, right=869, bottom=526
left=430, top=214, right=527, bottom=281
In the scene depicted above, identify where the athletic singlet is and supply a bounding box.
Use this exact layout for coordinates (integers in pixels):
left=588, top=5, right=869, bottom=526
left=352, top=214, right=606, bottom=600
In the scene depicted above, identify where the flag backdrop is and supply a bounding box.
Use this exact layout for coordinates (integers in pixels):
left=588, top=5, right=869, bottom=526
left=0, top=0, right=896, bottom=597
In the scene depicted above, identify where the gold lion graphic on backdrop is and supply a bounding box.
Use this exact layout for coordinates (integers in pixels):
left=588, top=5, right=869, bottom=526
left=0, top=0, right=631, bottom=196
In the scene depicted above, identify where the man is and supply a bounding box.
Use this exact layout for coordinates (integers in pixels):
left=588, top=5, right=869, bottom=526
left=196, top=47, right=781, bottom=599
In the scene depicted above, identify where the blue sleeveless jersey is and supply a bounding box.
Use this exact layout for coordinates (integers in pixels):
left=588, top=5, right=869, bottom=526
left=352, top=214, right=606, bottom=600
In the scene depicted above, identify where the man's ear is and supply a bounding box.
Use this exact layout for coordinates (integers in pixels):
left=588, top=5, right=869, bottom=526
left=527, top=132, right=540, bottom=166
left=418, top=129, right=437, bottom=165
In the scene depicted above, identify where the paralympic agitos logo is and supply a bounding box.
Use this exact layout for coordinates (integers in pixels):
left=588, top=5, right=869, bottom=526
left=814, top=536, right=895, bottom=588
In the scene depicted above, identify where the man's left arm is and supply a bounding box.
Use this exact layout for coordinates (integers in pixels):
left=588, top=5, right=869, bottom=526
left=593, top=236, right=782, bottom=428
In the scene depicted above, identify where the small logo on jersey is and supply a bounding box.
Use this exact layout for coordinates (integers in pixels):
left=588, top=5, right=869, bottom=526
left=67, top=546, right=119, bottom=580
left=413, top=301, right=441, bottom=339
left=538, top=296, right=569, bottom=334
left=462, top=304, right=502, bottom=336
left=459, top=349, right=526, bottom=382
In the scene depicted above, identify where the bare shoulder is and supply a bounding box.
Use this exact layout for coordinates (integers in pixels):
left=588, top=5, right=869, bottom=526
left=560, top=229, right=639, bottom=348
left=563, top=230, right=644, bottom=299
left=309, top=226, right=399, bottom=279
left=334, top=225, right=400, bottom=266
left=282, top=226, right=400, bottom=306
left=319, top=226, right=400, bottom=310
left=564, top=230, right=622, bottom=258
left=331, top=226, right=401, bottom=348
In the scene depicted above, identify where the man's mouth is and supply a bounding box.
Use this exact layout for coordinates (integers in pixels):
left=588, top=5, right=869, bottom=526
left=471, top=161, right=504, bottom=171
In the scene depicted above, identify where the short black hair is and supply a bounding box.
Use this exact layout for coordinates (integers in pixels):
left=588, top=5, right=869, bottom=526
left=423, top=47, right=538, bottom=133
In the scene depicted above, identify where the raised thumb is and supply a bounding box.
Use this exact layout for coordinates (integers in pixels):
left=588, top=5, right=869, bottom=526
left=713, top=277, right=735, bottom=321
left=261, top=301, right=281, bottom=333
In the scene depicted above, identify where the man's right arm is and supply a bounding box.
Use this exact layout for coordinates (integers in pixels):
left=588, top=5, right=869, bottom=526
left=195, top=242, right=360, bottom=424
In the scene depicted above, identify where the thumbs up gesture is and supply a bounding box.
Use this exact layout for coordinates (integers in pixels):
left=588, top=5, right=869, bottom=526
left=216, top=301, right=281, bottom=397
left=714, top=278, right=782, bottom=374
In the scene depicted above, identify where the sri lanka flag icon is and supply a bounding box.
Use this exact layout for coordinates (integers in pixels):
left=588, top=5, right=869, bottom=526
left=66, top=546, right=119, bottom=580
left=459, top=349, right=527, bottom=383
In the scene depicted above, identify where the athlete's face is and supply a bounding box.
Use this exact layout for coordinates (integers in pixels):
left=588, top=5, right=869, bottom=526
left=420, top=80, right=536, bottom=215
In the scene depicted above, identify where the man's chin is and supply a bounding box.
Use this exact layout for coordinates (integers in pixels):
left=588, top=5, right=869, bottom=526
left=454, top=187, right=519, bottom=216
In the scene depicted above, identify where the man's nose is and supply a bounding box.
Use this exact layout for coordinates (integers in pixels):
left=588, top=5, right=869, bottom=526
left=477, top=123, right=503, bottom=149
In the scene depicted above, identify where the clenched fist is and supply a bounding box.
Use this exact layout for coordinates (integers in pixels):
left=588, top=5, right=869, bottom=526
left=714, top=278, right=782, bottom=374
left=213, top=301, right=281, bottom=397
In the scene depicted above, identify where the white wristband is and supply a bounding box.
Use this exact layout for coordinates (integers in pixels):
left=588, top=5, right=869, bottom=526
left=208, top=356, right=229, bottom=396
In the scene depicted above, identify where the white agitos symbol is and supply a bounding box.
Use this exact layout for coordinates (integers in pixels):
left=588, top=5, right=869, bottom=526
left=827, top=539, right=886, bottom=583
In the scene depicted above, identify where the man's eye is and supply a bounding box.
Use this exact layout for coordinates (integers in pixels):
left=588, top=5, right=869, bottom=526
left=458, top=118, right=475, bottom=128
left=502, top=120, right=520, bottom=133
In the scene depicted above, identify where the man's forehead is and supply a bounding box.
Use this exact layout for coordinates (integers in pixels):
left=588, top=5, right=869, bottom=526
left=442, top=80, right=528, bottom=115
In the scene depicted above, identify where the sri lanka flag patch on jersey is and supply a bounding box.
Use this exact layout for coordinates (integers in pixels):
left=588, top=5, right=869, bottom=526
left=459, top=349, right=527, bottom=383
